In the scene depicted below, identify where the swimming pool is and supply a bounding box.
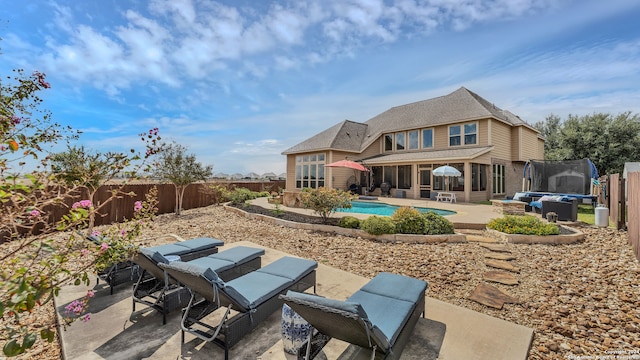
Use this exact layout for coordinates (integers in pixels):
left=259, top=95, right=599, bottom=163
left=336, top=201, right=456, bottom=217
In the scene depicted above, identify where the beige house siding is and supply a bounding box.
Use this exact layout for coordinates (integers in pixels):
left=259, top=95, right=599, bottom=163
left=537, top=138, right=545, bottom=159
left=285, top=154, right=297, bottom=191
left=478, top=120, right=489, bottom=146
left=491, top=120, right=513, bottom=160
left=519, top=127, right=540, bottom=161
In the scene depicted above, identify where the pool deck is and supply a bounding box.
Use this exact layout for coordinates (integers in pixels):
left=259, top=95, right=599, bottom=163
left=252, top=196, right=500, bottom=229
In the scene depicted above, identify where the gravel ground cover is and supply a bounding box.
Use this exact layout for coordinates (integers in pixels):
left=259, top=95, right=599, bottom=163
left=4, top=203, right=640, bottom=360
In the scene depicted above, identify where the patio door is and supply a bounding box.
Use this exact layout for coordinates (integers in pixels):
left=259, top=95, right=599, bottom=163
left=419, top=165, right=432, bottom=198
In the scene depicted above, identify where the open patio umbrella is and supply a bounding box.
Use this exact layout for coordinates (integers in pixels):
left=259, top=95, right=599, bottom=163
left=325, top=160, right=370, bottom=193
left=324, top=160, right=369, bottom=172
left=433, top=165, right=461, bottom=191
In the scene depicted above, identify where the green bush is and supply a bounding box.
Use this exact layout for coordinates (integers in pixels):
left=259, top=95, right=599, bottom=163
left=338, top=216, right=360, bottom=229
left=299, top=187, right=356, bottom=224
left=360, top=216, right=396, bottom=235
left=422, top=211, right=455, bottom=235
left=391, top=206, right=425, bottom=234
left=226, top=187, right=265, bottom=205
left=487, top=215, right=559, bottom=235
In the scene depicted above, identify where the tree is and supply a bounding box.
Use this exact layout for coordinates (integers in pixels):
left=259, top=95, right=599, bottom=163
left=50, top=145, right=131, bottom=190
left=151, top=142, right=212, bottom=215
left=0, top=65, right=159, bottom=356
left=534, top=112, right=640, bottom=175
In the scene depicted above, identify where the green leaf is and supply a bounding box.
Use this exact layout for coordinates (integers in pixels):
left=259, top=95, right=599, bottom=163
left=74, top=278, right=81, bottom=286
left=41, top=328, right=55, bottom=342
left=3, top=339, right=24, bottom=356
left=22, top=332, right=37, bottom=349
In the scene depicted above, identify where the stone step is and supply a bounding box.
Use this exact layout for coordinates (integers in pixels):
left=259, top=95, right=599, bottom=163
left=483, top=271, right=519, bottom=285
left=469, top=283, right=519, bottom=309
left=486, top=259, right=520, bottom=273
left=484, top=253, right=517, bottom=261
left=466, top=235, right=498, bottom=243
left=479, top=243, right=511, bottom=253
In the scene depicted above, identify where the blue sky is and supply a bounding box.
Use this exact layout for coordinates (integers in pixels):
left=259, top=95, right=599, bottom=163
left=2, top=0, right=639, bottom=175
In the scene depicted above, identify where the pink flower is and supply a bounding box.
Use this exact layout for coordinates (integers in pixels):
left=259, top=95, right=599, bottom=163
left=134, top=201, right=143, bottom=212
left=80, top=249, right=90, bottom=257
left=32, top=71, right=51, bottom=89
left=72, top=199, right=92, bottom=209
left=81, top=314, right=91, bottom=322
left=87, top=290, right=95, bottom=298
left=91, top=230, right=101, bottom=237
left=29, top=209, right=41, bottom=217
left=120, top=229, right=126, bottom=236
left=100, top=242, right=109, bottom=251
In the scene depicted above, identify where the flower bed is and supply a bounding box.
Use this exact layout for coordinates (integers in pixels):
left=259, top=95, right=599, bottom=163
left=486, top=225, right=584, bottom=244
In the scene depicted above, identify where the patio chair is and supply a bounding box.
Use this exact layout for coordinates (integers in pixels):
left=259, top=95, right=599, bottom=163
left=281, top=272, right=428, bottom=360
left=132, top=245, right=265, bottom=324
left=159, top=256, right=318, bottom=360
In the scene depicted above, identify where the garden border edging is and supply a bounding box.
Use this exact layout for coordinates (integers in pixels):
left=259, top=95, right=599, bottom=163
left=224, top=204, right=467, bottom=244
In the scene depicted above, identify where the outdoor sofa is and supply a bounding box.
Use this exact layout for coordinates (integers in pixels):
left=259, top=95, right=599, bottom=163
left=132, top=244, right=264, bottom=324
left=159, top=255, right=318, bottom=360
left=541, top=198, right=579, bottom=222
left=281, top=272, right=428, bottom=360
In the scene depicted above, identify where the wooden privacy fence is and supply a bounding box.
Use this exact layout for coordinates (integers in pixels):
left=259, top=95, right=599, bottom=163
left=45, top=180, right=285, bottom=227
left=626, top=172, right=640, bottom=261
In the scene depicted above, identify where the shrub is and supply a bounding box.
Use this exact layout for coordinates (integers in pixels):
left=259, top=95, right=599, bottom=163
left=299, top=187, right=356, bottom=224
left=226, top=187, right=265, bottom=205
left=360, top=216, right=396, bottom=235
left=422, top=211, right=455, bottom=235
left=207, top=184, right=231, bottom=205
left=338, top=216, right=360, bottom=229
left=487, top=215, right=559, bottom=235
left=391, top=206, right=425, bottom=234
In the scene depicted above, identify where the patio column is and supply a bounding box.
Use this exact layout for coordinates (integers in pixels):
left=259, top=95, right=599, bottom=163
left=464, top=162, right=472, bottom=202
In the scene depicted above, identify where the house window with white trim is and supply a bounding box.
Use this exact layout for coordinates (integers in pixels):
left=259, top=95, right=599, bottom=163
left=384, top=134, right=393, bottom=151
left=295, top=153, right=325, bottom=189
left=408, top=130, right=419, bottom=150
left=492, top=164, right=505, bottom=194
left=449, top=122, right=477, bottom=146
left=422, top=129, right=433, bottom=148
left=395, top=132, right=405, bottom=151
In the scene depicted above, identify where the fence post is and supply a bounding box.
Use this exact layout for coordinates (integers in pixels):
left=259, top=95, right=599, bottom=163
left=618, top=177, right=626, bottom=230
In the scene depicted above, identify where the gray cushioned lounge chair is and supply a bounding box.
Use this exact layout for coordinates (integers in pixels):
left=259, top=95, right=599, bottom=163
left=132, top=245, right=265, bottom=324
left=160, top=256, right=318, bottom=360
left=281, top=272, right=428, bottom=360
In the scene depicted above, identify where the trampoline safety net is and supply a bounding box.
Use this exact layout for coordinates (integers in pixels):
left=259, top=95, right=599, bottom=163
left=528, top=159, right=597, bottom=195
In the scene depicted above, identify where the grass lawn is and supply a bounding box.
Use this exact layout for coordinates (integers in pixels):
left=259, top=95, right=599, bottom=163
left=578, top=204, right=595, bottom=224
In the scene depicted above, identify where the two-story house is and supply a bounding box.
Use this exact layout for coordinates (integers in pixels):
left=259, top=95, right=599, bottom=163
left=281, top=87, right=544, bottom=203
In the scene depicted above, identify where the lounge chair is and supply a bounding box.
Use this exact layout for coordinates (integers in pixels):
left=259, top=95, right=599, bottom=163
left=281, top=272, right=428, bottom=360
left=132, top=245, right=265, bottom=324
left=159, top=256, right=318, bottom=360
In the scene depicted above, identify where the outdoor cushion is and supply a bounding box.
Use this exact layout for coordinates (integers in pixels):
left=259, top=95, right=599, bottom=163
left=187, top=246, right=265, bottom=273
left=283, top=291, right=367, bottom=319
left=223, top=272, right=291, bottom=310
left=347, top=290, right=415, bottom=347
left=356, top=272, right=427, bottom=304
left=139, top=247, right=171, bottom=264
left=255, top=257, right=317, bottom=282
left=147, top=237, right=224, bottom=256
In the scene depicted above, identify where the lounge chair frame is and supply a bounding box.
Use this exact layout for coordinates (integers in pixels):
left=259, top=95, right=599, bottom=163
left=132, top=251, right=261, bottom=325
left=162, top=262, right=316, bottom=360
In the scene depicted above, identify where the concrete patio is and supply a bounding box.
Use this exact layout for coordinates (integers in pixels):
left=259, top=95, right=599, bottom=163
left=57, top=241, right=533, bottom=359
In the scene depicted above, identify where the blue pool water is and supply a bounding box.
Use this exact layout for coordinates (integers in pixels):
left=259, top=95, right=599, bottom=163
left=337, top=201, right=456, bottom=216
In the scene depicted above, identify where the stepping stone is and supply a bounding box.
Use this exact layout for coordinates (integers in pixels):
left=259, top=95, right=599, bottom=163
left=486, top=259, right=520, bottom=273
left=483, top=271, right=519, bottom=285
left=484, top=253, right=516, bottom=261
left=479, top=243, right=511, bottom=253
left=466, top=235, right=497, bottom=243
left=469, top=283, right=519, bottom=309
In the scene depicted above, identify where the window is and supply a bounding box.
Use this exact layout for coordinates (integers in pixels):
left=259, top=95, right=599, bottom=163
left=449, top=123, right=477, bottom=146
left=422, top=129, right=433, bottom=148
left=450, top=163, right=464, bottom=191
left=295, top=153, right=325, bottom=189
left=464, top=123, right=477, bottom=145
left=408, top=130, right=419, bottom=150
left=472, top=163, right=487, bottom=191
left=395, top=133, right=405, bottom=151
left=398, top=165, right=412, bottom=189
left=492, top=164, right=505, bottom=194
left=384, top=134, right=393, bottom=151
left=383, top=166, right=396, bottom=187
left=449, top=126, right=461, bottom=146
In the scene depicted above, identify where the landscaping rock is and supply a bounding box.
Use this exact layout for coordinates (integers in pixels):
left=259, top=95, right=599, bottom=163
left=486, top=259, right=520, bottom=273
left=469, top=283, right=519, bottom=309
left=483, top=271, right=519, bottom=285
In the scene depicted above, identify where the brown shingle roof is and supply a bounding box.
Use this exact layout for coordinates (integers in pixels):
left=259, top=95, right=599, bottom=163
left=283, top=87, right=535, bottom=155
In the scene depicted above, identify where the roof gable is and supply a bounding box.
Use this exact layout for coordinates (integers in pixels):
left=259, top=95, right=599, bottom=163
left=282, top=120, right=367, bottom=154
